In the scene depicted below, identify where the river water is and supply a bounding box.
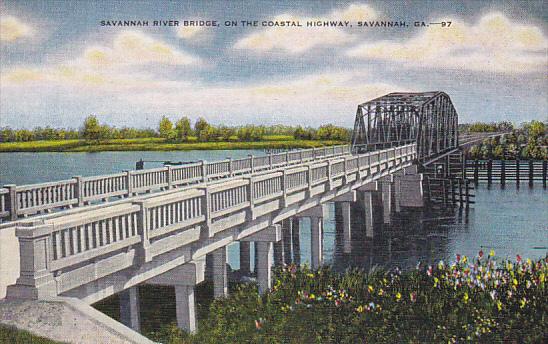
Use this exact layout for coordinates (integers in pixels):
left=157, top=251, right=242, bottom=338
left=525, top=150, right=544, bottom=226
left=1, top=151, right=546, bottom=270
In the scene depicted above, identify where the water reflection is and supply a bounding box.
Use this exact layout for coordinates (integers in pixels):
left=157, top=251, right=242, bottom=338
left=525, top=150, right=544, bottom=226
left=226, top=184, right=547, bottom=273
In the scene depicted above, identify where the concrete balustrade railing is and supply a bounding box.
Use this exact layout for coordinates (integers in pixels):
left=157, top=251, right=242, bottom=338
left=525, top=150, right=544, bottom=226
left=1, top=145, right=351, bottom=222
left=6, top=144, right=416, bottom=299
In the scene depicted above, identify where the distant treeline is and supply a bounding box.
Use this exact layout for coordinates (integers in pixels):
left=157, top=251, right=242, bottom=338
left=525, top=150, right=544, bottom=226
left=0, top=115, right=351, bottom=143
left=466, top=120, right=547, bottom=160
left=459, top=121, right=514, bottom=133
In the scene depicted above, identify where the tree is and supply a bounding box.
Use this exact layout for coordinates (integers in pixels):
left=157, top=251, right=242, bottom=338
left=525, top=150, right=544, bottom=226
left=194, top=118, right=210, bottom=141
left=492, top=145, right=505, bottom=160
left=158, top=116, right=174, bottom=140
left=82, top=115, right=101, bottom=141
left=175, top=117, right=192, bottom=142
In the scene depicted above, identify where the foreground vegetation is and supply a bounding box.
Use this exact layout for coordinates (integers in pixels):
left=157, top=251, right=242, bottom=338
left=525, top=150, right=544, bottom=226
left=0, top=325, right=64, bottom=344
left=151, top=253, right=546, bottom=343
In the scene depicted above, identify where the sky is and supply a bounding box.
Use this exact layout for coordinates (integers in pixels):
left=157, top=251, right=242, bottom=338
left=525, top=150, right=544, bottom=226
left=0, top=0, right=547, bottom=129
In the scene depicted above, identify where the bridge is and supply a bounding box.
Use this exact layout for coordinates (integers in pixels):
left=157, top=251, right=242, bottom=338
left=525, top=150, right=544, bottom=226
left=0, top=92, right=500, bottom=343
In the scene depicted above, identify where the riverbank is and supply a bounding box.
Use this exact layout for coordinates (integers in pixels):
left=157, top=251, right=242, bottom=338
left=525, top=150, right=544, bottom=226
left=142, top=254, right=546, bottom=343
left=0, top=137, right=347, bottom=153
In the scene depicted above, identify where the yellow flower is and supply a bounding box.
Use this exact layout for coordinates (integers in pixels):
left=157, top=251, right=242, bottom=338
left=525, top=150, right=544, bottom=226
left=463, top=292, right=469, bottom=303
left=496, top=301, right=502, bottom=311
left=434, top=277, right=439, bottom=287
left=309, top=293, right=315, bottom=300
left=378, top=289, right=384, bottom=296
left=395, top=292, right=401, bottom=300
left=513, top=278, right=518, bottom=286
left=520, top=298, right=526, bottom=308
left=368, top=285, right=374, bottom=293
left=307, top=273, right=314, bottom=278
left=489, top=249, right=495, bottom=257
left=356, top=305, right=365, bottom=313
left=462, top=256, right=468, bottom=264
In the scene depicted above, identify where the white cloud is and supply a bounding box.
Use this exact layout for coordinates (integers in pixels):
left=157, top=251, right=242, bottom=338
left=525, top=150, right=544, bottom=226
left=1, top=30, right=199, bottom=89
left=0, top=15, right=33, bottom=42
left=347, top=12, right=547, bottom=74
left=176, top=25, right=212, bottom=42
left=234, top=3, right=377, bottom=54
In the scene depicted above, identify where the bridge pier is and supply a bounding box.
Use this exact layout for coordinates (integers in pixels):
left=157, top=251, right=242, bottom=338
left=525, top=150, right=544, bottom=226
left=119, top=286, right=141, bottom=332
left=239, top=241, right=251, bottom=276
left=210, top=247, right=228, bottom=298
left=396, top=165, right=424, bottom=208
left=357, top=182, right=382, bottom=238
left=241, top=225, right=281, bottom=294
left=147, top=259, right=205, bottom=333
left=291, top=217, right=301, bottom=266
left=333, top=191, right=356, bottom=254
left=297, top=205, right=327, bottom=270
left=380, top=176, right=393, bottom=224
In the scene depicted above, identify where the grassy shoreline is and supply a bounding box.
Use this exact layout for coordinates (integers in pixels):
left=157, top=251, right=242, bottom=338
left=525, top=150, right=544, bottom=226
left=0, top=137, right=347, bottom=153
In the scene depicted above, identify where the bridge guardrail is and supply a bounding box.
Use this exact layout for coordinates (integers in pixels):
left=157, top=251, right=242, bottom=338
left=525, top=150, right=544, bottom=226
left=8, top=144, right=416, bottom=298
left=1, top=145, right=351, bottom=222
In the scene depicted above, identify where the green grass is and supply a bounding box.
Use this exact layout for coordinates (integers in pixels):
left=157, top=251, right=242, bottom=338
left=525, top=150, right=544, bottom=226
left=0, top=138, right=347, bottom=152
left=0, top=325, right=65, bottom=343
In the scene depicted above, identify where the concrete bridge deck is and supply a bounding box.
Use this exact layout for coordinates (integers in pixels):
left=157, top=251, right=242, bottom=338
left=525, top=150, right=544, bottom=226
left=2, top=143, right=421, bottom=339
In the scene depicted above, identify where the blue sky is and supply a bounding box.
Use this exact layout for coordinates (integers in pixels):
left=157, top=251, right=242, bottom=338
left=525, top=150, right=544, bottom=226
left=1, top=0, right=546, bottom=129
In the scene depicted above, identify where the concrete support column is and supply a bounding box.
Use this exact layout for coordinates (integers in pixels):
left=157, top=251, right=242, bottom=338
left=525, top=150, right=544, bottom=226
left=240, top=224, right=281, bottom=295
left=256, top=241, right=274, bottom=295
left=273, top=240, right=284, bottom=266
left=282, top=219, right=293, bottom=265
left=239, top=241, right=251, bottom=275
left=340, top=202, right=352, bottom=253
left=310, top=216, right=323, bottom=270
left=175, top=285, right=196, bottom=333
left=362, top=192, right=375, bottom=238
left=119, top=286, right=141, bottom=332
left=381, top=178, right=393, bottom=224
left=211, top=247, right=227, bottom=298
left=394, top=176, right=402, bottom=213
left=147, top=259, right=205, bottom=334
left=291, top=217, right=301, bottom=265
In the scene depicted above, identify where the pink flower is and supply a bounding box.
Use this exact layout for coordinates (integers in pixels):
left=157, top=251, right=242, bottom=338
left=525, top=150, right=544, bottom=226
left=255, top=319, right=263, bottom=330
left=335, top=300, right=342, bottom=306
left=478, top=250, right=484, bottom=259
left=516, top=255, right=522, bottom=263
left=410, top=292, right=417, bottom=302
left=456, top=254, right=461, bottom=263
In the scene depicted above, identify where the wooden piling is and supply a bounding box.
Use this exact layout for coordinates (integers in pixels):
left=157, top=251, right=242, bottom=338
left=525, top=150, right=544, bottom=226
left=474, top=159, right=479, bottom=183
left=487, top=159, right=492, bottom=185
left=500, top=160, right=506, bottom=185
left=529, top=160, right=534, bottom=186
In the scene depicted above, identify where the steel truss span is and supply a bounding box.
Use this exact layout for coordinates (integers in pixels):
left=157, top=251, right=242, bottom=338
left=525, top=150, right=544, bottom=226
left=351, top=92, right=459, bottom=160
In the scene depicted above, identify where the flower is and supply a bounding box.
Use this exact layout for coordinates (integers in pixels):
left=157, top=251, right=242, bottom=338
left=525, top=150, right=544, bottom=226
left=519, top=298, right=527, bottom=309
left=255, top=319, right=263, bottom=330
left=335, top=299, right=342, bottom=307
left=516, top=255, right=522, bottom=263
left=496, top=300, right=502, bottom=311
left=356, top=305, right=365, bottom=313
left=489, top=249, right=495, bottom=257
left=456, top=254, right=461, bottom=263
left=410, top=292, right=417, bottom=302
left=368, top=285, right=374, bottom=293
left=463, top=292, right=469, bottom=303
left=395, top=292, right=401, bottom=301
left=478, top=250, right=484, bottom=259
left=427, top=266, right=433, bottom=276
